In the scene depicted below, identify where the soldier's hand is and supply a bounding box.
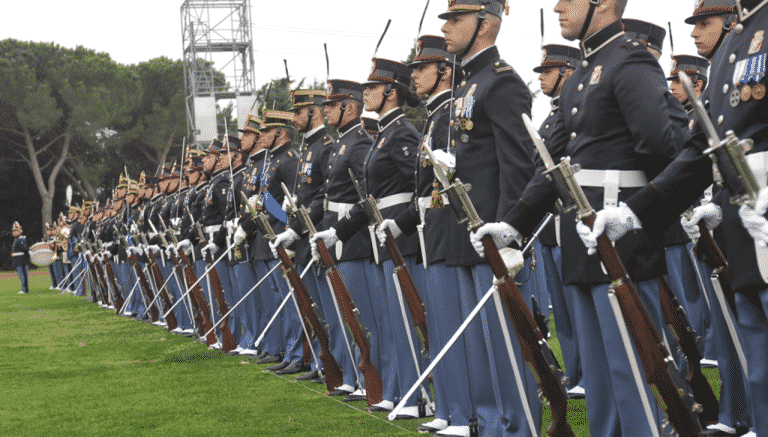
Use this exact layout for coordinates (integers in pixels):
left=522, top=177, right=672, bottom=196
left=681, top=203, right=722, bottom=244
left=310, top=229, right=338, bottom=259
left=202, top=242, right=219, bottom=256
left=470, top=222, right=521, bottom=258
left=248, top=195, right=260, bottom=211
left=376, top=219, right=402, bottom=247
left=270, top=229, right=299, bottom=258
left=576, top=202, right=641, bottom=255
left=740, top=187, right=768, bottom=248
left=165, top=245, right=176, bottom=258
left=177, top=239, right=193, bottom=254
left=234, top=227, right=247, bottom=245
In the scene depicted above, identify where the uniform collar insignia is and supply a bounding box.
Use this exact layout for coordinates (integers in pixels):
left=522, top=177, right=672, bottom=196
left=426, top=89, right=452, bottom=117
left=305, top=126, right=327, bottom=145
left=338, top=121, right=361, bottom=138
left=378, top=108, right=405, bottom=132
left=461, top=45, right=500, bottom=79
left=550, top=96, right=560, bottom=110
left=581, top=21, right=625, bottom=59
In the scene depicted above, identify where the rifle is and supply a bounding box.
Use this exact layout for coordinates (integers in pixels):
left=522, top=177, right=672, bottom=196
left=242, top=192, right=344, bottom=393
left=423, top=141, right=569, bottom=437
left=118, top=226, right=159, bottom=323
left=659, top=277, right=719, bottom=428
left=77, top=240, right=100, bottom=303
left=191, top=217, right=237, bottom=352
left=280, top=184, right=383, bottom=407
left=347, top=169, right=429, bottom=359
left=89, top=233, right=115, bottom=308
left=522, top=113, right=705, bottom=436
left=140, top=224, right=179, bottom=332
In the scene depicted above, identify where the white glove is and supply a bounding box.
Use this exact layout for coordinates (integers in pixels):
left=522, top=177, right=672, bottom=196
left=177, top=239, right=193, bottom=254
left=202, top=242, right=219, bottom=256
left=470, top=222, right=522, bottom=258
left=85, top=250, right=92, bottom=258
left=128, top=246, right=144, bottom=257
left=310, top=228, right=339, bottom=259
left=165, top=244, right=176, bottom=258
left=170, top=218, right=181, bottom=228
left=248, top=195, right=260, bottom=211
left=234, top=227, right=248, bottom=245
left=61, top=227, right=70, bottom=238
left=740, top=187, right=768, bottom=248
left=270, top=229, right=300, bottom=258
left=680, top=203, right=723, bottom=244
left=103, top=251, right=112, bottom=261
left=376, top=219, right=402, bottom=246
left=147, top=245, right=162, bottom=255
left=576, top=202, right=642, bottom=256
left=282, top=195, right=298, bottom=213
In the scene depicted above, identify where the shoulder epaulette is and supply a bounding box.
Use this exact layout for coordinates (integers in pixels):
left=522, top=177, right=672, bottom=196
left=493, top=60, right=514, bottom=74
left=323, top=136, right=333, bottom=146
left=621, top=38, right=645, bottom=52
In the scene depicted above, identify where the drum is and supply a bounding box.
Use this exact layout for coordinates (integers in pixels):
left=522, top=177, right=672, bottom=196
left=30, top=242, right=55, bottom=267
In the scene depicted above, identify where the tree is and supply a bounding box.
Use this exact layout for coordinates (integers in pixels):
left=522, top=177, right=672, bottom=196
left=0, top=40, right=140, bottom=233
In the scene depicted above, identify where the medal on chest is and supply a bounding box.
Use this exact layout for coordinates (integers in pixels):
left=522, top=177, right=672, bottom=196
left=455, top=84, right=477, bottom=131
left=734, top=53, right=766, bottom=102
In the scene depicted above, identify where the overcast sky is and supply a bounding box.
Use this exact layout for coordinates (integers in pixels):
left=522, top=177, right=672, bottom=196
left=1, top=0, right=699, bottom=125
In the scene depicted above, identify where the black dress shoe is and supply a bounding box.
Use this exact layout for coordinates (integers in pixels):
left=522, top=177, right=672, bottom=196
left=311, top=376, right=325, bottom=384
left=254, top=351, right=269, bottom=359
left=342, top=393, right=367, bottom=402
left=266, top=362, right=290, bottom=372
left=274, top=363, right=309, bottom=375
left=257, top=354, right=283, bottom=364
left=295, top=370, right=320, bottom=381
left=366, top=405, right=391, bottom=412
left=327, top=388, right=353, bottom=396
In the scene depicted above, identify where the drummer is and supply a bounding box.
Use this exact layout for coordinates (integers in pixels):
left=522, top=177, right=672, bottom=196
left=11, top=222, right=31, bottom=294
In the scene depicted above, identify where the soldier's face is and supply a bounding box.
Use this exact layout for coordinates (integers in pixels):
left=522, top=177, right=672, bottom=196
left=324, top=101, right=342, bottom=126
left=292, top=107, right=310, bottom=131
left=258, top=128, right=277, bottom=148
left=115, top=187, right=126, bottom=199
left=412, top=63, right=439, bottom=96
left=363, top=84, right=386, bottom=112
left=159, top=179, right=170, bottom=192
left=240, top=132, right=257, bottom=153
left=554, top=0, right=589, bottom=41
left=690, top=15, right=726, bottom=58
left=202, top=153, right=217, bottom=173
left=441, top=12, right=477, bottom=54
left=12, top=229, right=21, bottom=238
left=668, top=79, right=687, bottom=104
left=539, top=67, right=561, bottom=96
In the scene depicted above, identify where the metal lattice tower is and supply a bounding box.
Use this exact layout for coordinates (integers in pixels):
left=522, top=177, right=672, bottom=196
left=181, top=0, right=255, bottom=146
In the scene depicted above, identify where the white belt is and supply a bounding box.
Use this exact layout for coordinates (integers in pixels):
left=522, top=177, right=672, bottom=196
left=573, top=169, right=648, bottom=209
left=12, top=252, right=24, bottom=257
left=204, top=225, right=222, bottom=234
left=746, top=151, right=768, bottom=189
left=377, top=192, right=413, bottom=210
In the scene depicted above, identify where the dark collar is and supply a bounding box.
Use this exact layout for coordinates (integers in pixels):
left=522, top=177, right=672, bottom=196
left=249, top=149, right=266, bottom=162
left=550, top=96, right=560, bottom=110
left=232, top=163, right=247, bottom=175
left=580, top=21, right=625, bottom=59
left=211, top=167, right=227, bottom=178
left=306, top=126, right=328, bottom=145
left=426, top=90, right=452, bottom=117
left=338, top=121, right=361, bottom=138
left=461, top=45, right=500, bottom=80
left=269, top=141, right=292, bottom=158
left=741, top=0, right=765, bottom=12
left=378, top=108, right=405, bottom=132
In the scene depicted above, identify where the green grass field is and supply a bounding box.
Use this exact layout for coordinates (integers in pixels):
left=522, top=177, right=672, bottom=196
left=0, top=271, right=720, bottom=436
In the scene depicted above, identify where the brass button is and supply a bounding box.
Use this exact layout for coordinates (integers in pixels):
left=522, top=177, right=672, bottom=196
left=578, top=84, right=584, bottom=91
left=570, top=132, right=577, bottom=140
left=729, top=54, right=736, bottom=64
left=460, top=81, right=467, bottom=87
left=718, top=115, right=724, bottom=125
left=571, top=107, right=578, bottom=116
left=450, top=120, right=455, bottom=126
left=582, top=60, right=589, bottom=68
left=723, top=84, right=729, bottom=94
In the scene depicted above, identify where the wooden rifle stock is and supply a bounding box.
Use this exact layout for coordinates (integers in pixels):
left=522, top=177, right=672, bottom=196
left=482, top=235, right=574, bottom=437
left=694, top=222, right=737, bottom=315
left=102, top=254, right=126, bottom=315
left=204, top=249, right=237, bottom=352
left=585, top=213, right=703, bottom=436
left=316, top=239, right=384, bottom=407
left=273, top=241, right=343, bottom=392
left=177, top=248, right=218, bottom=345
left=659, top=277, right=719, bottom=427
left=144, top=246, right=178, bottom=332
left=166, top=249, right=204, bottom=337
left=128, top=251, right=159, bottom=323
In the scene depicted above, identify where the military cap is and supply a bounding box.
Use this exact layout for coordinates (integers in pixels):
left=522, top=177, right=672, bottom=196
left=363, top=58, right=413, bottom=89
left=438, top=0, right=509, bottom=19
left=323, top=79, right=364, bottom=104
left=12, top=221, right=22, bottom=232
left=224, top=135, right=241, bottom=151
left=69, top=206, right=82, bottom=214
left=238, top=113, right=261, bottom=134
left=409, top=35, right=456, bottom=67
left=187, top=148, right=206, bottom=158
left=534, top=44, right=582, bottom=73
left=161, top=164, right=172, bottom=178
left=685, top=0, right=735, bottom=24
left=623, top=19, right=667, bottom=52
left=146, top=176, right=160, bottom=186
left=667, top=54, right=710, bottom=80
left=259, top=109, right=294, bottom=130
left=127, top=184, right=139, bottom=195
left=361, top=117, right=378, bottom=136
left=205, top=139, right=224, bottom=154
left=190, top=156, right=205, bottom=169
left=290, top=89, right=328, bottom=111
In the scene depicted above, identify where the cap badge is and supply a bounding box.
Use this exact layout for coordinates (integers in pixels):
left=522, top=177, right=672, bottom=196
left=541, top=48, right=548, bottom=64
